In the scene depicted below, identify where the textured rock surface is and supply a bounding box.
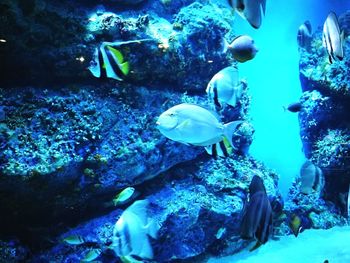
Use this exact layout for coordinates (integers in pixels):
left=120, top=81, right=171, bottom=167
left=297, top=16, right=350, bottom=218
left=0, top=0, right=234, bottom=91
left=32, top=156, right=281, bottom=262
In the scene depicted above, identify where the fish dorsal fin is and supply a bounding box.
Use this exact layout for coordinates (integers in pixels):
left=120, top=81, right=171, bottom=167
left=120, top=61, right=130, bottom=76
left=126, top=200, right=149, bottom=226
left=260, top=0, right=266, bottom=16
left=107, top=46, right=124, bottom=64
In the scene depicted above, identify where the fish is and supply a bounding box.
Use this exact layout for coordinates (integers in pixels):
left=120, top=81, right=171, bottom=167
left=240, top=175, right=273, bottom=251
left=81, top=248, right=102, bottom=262
left=299, top=160, right=324, bottom=194
left=283, top=102, right=303, bottom=113
left=228, top=0, right=266, bottom=29
left=223, top=35, right=258, bottom=63
left=89, top=39, right=152, bottom=81
left=206, top=66, right=247, bottom=111
left=215, top=227, right=226, bottom=239
left=156, top=103, right=243, bottom=158
left=112, top=200, right=159, bottom=260
left=297, top=20, right=312, bottom=50
left=120, top=255, right=144, bottom=263
left=113, top=187, right=138, bottom=206
left=288, top=213, right=302, bottom=237
left=62, top=235, right=86, bottom=245
left=323, top=12, right=345, bottom=64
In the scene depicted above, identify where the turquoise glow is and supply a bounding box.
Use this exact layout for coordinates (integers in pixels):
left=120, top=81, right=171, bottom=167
left=233, top=0, right=350, bottom=197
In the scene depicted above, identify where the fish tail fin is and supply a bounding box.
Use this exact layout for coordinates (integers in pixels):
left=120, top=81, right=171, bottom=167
left=223, top=120, right=243, bottom=148
left=120, top=61, right=130, bottom=76
left=146, top=219, right=160, bottom=239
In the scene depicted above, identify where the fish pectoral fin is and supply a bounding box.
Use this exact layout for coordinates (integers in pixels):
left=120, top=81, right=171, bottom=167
left=177, top=119, right=192, bottom=130
left=249, top=240, right=262, bottom=252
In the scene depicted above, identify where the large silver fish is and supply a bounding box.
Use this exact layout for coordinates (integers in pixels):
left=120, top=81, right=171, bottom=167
left=229, top=0, right=267, bottom=29
left=323, top=12, right=345, bottom=64
left=206, top=66, right=247, bottom=111
left=112, top=200, right=159, bottom=260
left=156, top=103, right=243, bottom=158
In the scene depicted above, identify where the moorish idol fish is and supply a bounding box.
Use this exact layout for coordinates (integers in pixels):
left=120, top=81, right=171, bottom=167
left=323, top=12, right=345, bottom=64
left=228, top=0, right=267, bottom=29
left=89, top=39, right=153, bottom=81
left=156, top=103, right=243, bottom=158
left=240, top=175, right=273, bottom=251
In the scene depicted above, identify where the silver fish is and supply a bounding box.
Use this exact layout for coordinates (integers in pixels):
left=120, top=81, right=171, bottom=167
left=206, top=66, right=247, bottom=111
left=229, top=0, right=266, bottom=29
left=223, top=35, right=259, bottom=63
left=112, top=200, right=159, bottom=260
left=323, top=12, right=344, bottom=64
left=156, top=103, right=243, bottom=158
left=299, top=160, right=324, bottom=194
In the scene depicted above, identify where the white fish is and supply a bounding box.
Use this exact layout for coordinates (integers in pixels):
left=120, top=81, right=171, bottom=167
left=112, top=200, right=159, bottom=260
left=223, top=35, right=258, bottom=63
left=206, top=66, right=247, bottom=111
left=323, top=12, right=344, bottom=64
left=156, top=103, right=243, bottom=158
left=299, top=160, right=324, bottom=194
left=229, top=0, right=266, bottom=29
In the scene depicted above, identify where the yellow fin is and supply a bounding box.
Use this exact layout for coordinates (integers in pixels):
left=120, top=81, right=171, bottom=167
left=222, top=137, right=233, bottom=155
left=107, top=46, right=124, bottom=64
left=120, top=61, right=130, bottom=76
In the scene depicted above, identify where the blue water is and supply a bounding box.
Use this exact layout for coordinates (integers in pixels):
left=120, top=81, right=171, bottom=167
left=235, top=0, right=350, bottom=197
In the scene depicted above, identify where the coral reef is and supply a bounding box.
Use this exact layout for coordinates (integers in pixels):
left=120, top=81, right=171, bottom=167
left=32, top=156, right=281, bottom=262
left=297, top=12, right=350, bottom=221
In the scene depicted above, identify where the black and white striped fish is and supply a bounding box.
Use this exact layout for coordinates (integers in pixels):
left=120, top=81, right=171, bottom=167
left=299, top=160, right=324, bottom=194
left=206, top=66, right=247, bottom=111
left=228, top=0, right=266, bottom=29
left=89, top=39, right=152, bottom=81
left=323, top=12, right=345, bottom=64
left=112, top=200, right=159, bottom=260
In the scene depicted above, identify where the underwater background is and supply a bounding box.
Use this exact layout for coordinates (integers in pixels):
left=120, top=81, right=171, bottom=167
left=0, top=0, right=350, bottom=262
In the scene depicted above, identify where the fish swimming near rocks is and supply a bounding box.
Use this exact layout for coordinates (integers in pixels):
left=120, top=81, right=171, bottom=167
left=112, top=200, right=159, bottom=260
left=63, top=235, right=86, bottom=245
left=113, top=187, right=139, bottom=206
left=240, top=175, right=273, bottom=251
left=228, top=0, right=266, bottom=29
left=299, top=160, right=324, bottom=194
left=206, top=66, right=247, bottom=111
left=297, top=20, right=312, bottom=51
left=89, top=39, right=152, bottom=81
left=223, top=35, right=258, bottom=63
left=283, top=102, right=303, bottom=113
left=81, top=248, right=102, bottom=262
left=323, top=12, right=345, bottom=64
left=288, top=213, right=302, bottom=237
left=156, top=103, right=243, bottom=158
